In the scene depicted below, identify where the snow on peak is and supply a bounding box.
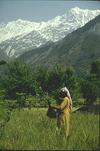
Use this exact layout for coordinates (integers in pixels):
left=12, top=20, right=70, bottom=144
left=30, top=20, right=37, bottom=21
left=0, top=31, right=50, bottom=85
left=0, top=7, right=100, bottom=43
left=71, top=7, right=81, bottom=12
left=0, top=7, right=100, bottom=57
left=70, top=6, right=100, bottom=13
left=0, top=19, right=40, bottom=43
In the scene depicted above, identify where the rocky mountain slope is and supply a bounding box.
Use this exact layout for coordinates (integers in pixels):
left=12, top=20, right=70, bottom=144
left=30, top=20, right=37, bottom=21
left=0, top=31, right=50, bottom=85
left=19, top=15, right=100, bottom=74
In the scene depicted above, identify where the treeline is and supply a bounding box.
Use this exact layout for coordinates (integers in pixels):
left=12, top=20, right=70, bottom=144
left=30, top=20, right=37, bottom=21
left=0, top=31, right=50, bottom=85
left=0, top=60, right=100, bottom=108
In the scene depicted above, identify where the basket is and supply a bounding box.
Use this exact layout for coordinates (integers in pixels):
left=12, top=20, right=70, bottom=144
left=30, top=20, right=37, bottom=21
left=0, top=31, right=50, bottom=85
left=47, top=106, right=57, bottom=118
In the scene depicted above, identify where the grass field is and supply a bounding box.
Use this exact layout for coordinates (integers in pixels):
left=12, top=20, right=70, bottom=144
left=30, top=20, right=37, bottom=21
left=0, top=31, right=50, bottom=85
left=0, top=107, right=99, bottom=150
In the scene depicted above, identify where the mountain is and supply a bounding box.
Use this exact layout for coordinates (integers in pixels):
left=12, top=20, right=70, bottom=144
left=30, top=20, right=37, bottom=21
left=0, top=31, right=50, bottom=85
left=19, top=15, right=100, bottom=74
left=0, top=7, right=100, bottom=59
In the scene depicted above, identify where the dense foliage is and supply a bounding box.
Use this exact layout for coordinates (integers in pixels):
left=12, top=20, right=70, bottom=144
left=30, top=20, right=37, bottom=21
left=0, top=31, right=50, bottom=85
left=0, top=60, right=100, bottom=108
left=81, top=60, right=100, bottom=104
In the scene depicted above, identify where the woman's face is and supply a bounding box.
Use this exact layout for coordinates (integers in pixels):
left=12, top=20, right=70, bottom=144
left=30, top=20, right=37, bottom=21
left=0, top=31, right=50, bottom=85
left=60, top=91, right=66, bottom=98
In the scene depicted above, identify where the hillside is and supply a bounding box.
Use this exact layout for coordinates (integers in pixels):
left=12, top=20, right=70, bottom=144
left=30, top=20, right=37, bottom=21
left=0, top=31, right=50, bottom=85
left=19, top=15, right=100, bottom=74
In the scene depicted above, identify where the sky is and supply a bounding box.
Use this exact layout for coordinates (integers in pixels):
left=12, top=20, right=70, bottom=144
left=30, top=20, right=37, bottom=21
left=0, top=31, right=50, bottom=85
left=0, top=0, right=100, bottom=23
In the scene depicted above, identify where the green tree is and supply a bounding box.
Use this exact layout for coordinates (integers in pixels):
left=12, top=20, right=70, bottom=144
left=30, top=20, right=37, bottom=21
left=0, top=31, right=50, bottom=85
left=91, top=60, right=100, bottom=78
left=81, top=61, right=100, bottom=104
left=46, top=65, right=80, bottom=103
left=81, top=74, right=99, bottom=104
left=91, top=60, right=100, bottom=98
left=47, top=65, right=65, bottom=93
left=63, top=67, right=80, bottom=103
left=34, top=67, right=49, bottom=92
left=2, top=60, right=37, bottom=99
left=0, top=60, right=6, bottom=66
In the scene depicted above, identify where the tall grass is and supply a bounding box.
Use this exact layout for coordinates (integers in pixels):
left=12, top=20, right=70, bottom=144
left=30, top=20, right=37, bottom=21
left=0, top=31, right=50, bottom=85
left=0, top=108, right=99, bottom=150
left=0, top=104, right=11, bottom=138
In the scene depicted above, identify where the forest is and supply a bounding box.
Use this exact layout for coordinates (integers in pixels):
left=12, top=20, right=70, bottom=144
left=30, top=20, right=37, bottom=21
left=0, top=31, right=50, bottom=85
left=0, top=59, right=100, bottom=109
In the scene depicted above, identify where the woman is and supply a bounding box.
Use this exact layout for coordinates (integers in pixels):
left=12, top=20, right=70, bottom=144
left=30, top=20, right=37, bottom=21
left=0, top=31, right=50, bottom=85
left=50, top=87, right=72, bottom=138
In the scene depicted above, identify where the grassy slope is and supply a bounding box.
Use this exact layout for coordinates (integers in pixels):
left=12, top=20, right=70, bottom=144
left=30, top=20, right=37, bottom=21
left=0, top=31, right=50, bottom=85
left=0, top=107, right=99, bottom=150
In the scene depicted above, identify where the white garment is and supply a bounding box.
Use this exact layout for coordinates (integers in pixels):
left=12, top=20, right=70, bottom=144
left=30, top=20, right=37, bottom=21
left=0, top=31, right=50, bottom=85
left=60, top=87, right=72, bottom=108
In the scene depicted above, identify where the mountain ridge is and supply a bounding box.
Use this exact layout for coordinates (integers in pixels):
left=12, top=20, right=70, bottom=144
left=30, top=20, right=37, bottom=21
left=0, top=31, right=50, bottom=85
left=0, top=7, right=100, bottom=59
left=19, top=14, right=100, bottom=74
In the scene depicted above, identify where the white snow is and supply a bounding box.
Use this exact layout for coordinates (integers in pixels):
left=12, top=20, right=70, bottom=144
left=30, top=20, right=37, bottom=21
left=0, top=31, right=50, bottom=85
left=0, top=7, right=100, bottom=57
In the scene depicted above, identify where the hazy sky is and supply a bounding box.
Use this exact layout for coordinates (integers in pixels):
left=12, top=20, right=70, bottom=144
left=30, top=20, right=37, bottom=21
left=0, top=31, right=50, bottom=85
left=0, top=0, right=100, bottom=23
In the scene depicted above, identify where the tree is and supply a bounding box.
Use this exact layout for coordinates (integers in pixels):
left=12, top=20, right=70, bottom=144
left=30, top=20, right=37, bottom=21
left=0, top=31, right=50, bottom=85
left=91, top=60, right=100, bottom=98
left=81, top=74, right=99, bottom=104
left=46, top=65, right=80, bottom=103
left=34, top=67, right=49, bottom=92
left=47, top=65, right=65, bottom=93
left=91, top=60, right=100, bottom=78
left=81, top=61, right=100, bottom=104
left=2, top=60, right=37, bottom=99
left=0, top=60, right=6, bottom=66
left=63, top=67, right=80, bottom=103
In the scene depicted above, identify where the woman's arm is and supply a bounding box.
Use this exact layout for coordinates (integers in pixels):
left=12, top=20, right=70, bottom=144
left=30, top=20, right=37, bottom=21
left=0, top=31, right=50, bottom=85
left=50, top=98, right=68, bottom=111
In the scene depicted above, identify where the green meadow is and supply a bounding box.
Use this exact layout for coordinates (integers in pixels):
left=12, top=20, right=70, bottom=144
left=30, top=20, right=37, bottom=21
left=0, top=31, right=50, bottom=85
left=0, top=106, right=99, bottom=150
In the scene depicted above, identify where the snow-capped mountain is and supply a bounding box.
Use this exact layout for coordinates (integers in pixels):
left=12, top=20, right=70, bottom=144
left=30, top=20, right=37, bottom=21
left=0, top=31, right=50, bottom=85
left=0, top=7, right=100, bottom=58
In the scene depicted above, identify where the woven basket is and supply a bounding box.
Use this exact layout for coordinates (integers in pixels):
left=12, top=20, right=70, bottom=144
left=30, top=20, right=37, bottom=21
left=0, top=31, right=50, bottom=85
left=47, top=106, right=57, bottom=118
